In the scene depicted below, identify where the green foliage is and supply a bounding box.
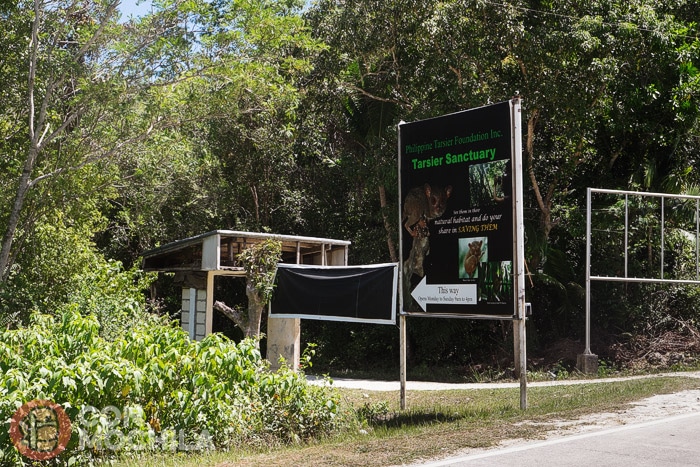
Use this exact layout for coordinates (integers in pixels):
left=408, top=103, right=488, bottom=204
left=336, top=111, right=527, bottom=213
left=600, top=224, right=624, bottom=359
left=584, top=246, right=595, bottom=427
left=0, top=210, right=110, bottom=321
left=0, top=209, right=156, bottom=337
left=356, top=400, right=390, bottom=425
left=298, top=0, right=700, bottom=371
left=597, top=359, right=617, bottom=377
left=59, top=260, right=158, bottom=341
left=0, top=310, right=345, bottom=465
left=1, top=0, right=699, bottom=378
left=238, top=239, right=283, bottom=305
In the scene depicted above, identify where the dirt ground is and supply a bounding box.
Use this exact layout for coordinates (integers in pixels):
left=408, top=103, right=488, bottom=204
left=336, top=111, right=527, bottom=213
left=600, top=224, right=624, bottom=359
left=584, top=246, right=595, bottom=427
left=521, top=374, right=700, bottom=437
left=529, top=372, right=700, bottom=437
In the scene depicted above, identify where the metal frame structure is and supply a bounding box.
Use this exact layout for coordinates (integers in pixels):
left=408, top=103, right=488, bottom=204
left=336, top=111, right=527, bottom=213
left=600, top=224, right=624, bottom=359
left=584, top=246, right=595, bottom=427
left=584, top=188, right=700, bottom=356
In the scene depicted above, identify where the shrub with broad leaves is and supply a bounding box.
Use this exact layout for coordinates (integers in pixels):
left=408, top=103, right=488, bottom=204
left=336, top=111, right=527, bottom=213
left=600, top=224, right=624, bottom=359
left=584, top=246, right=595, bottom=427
left=0, top=310, right=345, bottom=465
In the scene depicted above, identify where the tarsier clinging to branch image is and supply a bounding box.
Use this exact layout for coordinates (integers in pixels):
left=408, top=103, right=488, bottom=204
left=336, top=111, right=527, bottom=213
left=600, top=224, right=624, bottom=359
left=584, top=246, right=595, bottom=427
left=402, top=184, right=452, bottom=307
left=402, top=183, right=453, bottom=239
left=402, top=183, right=452, bottom=310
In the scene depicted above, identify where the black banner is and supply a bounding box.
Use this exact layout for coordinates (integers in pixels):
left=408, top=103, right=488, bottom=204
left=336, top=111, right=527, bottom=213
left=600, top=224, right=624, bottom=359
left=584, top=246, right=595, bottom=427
left=269, top=264, right=397, bottom=324
left=399, top=101, right=515, bottom=317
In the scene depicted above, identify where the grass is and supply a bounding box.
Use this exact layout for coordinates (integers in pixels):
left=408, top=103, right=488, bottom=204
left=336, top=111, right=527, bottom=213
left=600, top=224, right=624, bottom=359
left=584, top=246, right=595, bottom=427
left=109, top=374, right=700, bottom=467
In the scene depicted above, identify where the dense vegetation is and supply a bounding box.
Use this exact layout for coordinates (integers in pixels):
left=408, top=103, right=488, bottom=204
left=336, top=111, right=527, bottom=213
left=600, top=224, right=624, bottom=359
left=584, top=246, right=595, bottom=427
left=0, top=310, right=345, bottom=464
left=1, top=1, right=700, bottom=461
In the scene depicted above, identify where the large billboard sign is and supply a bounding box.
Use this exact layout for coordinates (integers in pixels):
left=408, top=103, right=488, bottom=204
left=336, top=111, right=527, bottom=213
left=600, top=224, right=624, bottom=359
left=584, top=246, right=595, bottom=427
left=399, top=101, right=517, bottom=318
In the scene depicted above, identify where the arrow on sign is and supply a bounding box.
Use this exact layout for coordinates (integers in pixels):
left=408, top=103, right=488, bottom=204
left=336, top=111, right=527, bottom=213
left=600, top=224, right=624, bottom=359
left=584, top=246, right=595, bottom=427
left=410, top=276, right=478, bottom=311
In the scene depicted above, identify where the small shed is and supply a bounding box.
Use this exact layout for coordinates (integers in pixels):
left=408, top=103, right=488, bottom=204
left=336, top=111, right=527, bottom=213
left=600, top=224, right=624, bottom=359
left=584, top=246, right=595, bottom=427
left=142, top=230, right=350, bottom=369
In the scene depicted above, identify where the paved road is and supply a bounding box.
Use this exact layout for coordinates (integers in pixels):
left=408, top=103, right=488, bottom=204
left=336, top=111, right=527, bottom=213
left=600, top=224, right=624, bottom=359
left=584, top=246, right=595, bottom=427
left=309, top=372, right=700, bottom=466
left=416, top=411, right=700, bottom=466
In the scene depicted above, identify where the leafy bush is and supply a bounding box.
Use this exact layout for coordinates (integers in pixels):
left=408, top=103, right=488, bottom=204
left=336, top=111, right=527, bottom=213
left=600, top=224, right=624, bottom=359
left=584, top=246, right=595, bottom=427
left=0, top=211, right=111, bottom=324
left=58, top=259, right=158, bottom=341
left=0, top=310, right=346, bottom=465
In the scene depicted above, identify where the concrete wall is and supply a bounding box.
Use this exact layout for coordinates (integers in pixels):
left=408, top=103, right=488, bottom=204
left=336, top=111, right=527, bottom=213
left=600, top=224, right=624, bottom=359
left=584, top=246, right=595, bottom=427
left=181, top=287, right=207, bottom=341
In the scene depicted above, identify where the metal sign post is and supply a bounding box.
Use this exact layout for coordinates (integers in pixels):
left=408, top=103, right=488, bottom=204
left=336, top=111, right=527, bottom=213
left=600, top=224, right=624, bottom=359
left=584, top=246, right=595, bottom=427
left=511, top=97, right=527, bottom=410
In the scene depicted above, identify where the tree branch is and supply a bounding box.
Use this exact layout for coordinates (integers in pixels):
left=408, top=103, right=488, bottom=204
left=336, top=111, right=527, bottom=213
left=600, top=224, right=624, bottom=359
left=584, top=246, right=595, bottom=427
left=213, top=300, right=247, bottom=330
left=526, top=109, right=546, bottom=215
left=345, top=83, right=409, bottom=109
left=378, top=185, right=398, bottom=262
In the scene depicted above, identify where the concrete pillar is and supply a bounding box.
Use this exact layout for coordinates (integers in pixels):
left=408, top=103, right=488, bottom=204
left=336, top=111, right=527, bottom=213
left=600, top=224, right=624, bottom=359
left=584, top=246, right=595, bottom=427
left=577, top=352, right=599, bottom=374
left=266, top=317, right=300, bottom=372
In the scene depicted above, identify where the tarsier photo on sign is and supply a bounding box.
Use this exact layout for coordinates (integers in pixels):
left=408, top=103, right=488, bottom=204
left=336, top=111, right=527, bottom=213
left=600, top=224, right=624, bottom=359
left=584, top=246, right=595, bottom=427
left=401, top=183, right=452, bottom=310
left=463, top=240, right=483, bottom=278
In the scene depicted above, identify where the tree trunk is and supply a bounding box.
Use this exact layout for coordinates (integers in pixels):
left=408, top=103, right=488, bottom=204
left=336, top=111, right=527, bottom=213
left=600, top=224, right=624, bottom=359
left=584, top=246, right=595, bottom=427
left=0, top=1, right=43, bottom=281
left=379, top=184, right=398, bottom=262
left=526, top=111, right=550, bottom=233
left=213, top=288, right=265, bottom=346
left=0, top=152, right=35, bottom=281
left=524, top=109, right=557, bottom=270
left=245, top=282, right=264, bottom=339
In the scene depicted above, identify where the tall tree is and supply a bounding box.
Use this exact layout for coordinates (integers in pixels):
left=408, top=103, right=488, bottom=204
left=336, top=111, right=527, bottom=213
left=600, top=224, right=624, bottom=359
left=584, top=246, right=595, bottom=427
left=0, top=0, right=322, bottom=287
left=0, top=0, right=173, bottom=282
left=100, top=0, right=324, bottom=258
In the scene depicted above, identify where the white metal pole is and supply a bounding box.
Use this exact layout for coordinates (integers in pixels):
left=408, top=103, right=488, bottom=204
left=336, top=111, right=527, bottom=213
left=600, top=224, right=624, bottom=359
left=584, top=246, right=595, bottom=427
left=661, top=197, right=665, bottom=279
left=400, top=314, right=407, bottom=410
left=628, top=194, right=630, bottom=277
left=585, top=188, right=592, bottom=355
left=511, top=97, right=527, bottom=410
left=398, top=120, right=407, bottom=411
